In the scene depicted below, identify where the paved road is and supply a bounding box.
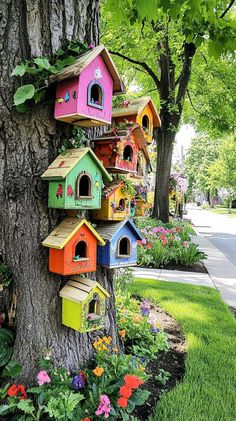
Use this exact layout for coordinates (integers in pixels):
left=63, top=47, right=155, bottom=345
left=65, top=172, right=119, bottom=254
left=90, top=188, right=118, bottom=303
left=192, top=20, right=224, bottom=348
left=186, top=205, right=236, bottom=267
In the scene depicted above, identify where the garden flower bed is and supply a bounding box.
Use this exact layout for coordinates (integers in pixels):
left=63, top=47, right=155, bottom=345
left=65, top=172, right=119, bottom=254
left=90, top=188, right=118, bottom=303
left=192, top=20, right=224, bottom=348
left=135, top=217, right=207, bottom=272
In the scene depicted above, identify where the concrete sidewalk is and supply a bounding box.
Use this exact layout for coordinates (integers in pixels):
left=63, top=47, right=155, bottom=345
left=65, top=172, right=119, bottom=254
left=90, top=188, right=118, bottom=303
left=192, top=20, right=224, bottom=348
left=134, top=231, right=236, bottom=308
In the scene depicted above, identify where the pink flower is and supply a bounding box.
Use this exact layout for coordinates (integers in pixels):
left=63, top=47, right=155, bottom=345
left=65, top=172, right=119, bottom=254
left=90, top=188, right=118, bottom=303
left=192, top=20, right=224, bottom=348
left=89, top=44, right=95, bottom=49
left=95, top=395, right=111, bottom=418
left=183, top=241, right=189, bottom=248
left=37, top=370, right=51, bottom=386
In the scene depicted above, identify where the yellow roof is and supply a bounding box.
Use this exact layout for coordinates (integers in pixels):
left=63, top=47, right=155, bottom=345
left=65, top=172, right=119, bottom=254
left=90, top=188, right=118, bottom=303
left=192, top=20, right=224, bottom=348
left=42, top=218, right=105, bottom=249
left=49, top=45, right=124, bottom=94
left=60, top=276, right=110, bottom=304
left=113, top=96, right=161, bottom=127
left=41, top=147, right=112, bottom=183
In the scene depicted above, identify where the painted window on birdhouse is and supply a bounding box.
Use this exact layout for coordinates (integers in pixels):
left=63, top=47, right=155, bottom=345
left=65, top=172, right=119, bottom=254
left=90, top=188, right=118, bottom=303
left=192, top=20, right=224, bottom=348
left=74, top=240, right=87, bottom=260
left=118, top=237, right=131, bottom=257
left=88, top=295, right=102, bottom=321
left=76, top=172, right=92, bottom=198
left=88, top=81, right=104, bottom=110
left=142, top=115, right=149, bottom=131
left=122, top=145, right=133, bottom=161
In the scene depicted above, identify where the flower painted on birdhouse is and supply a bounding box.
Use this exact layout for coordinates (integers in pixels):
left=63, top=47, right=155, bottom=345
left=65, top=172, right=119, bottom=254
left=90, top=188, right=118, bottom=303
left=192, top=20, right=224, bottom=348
left=60, top=277, right=110, bottom=333
left=42, top=218, right=105, bottom=275
left=96, top=218, right=143, bottom=269
left=113, top=96, right=161, bottom=144
left=41, top=147, right=111, bottom=210
left=49, top=45, right=124, bottom=127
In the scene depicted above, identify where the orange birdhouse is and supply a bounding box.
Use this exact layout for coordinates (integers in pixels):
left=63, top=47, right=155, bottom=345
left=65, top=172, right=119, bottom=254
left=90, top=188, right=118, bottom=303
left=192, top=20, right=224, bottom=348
left=112, top=96, right=161, bottom=144
left=92, top=179, right=130, bottom=221
left=42, top=218, right=105, bottom=276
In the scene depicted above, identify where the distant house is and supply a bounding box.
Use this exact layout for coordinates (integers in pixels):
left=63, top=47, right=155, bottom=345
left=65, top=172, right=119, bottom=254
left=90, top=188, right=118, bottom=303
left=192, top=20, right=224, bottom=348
left=60, top=276, right=110, bottom=333
left=96, top=219, right=143, bottom=268
left=49, top=45, right=124, bottom=126
left=42, top=218, right=105, bottom=275
left=41, top=147, right=112, bottom=210
left=112, top=96, right=161, bottom=144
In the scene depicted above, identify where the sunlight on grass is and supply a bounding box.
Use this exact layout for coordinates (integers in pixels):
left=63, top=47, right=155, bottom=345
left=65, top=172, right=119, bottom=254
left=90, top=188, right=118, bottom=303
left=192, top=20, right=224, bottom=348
left=210, top=207, right=236, bottom=217
left=129, top=279, right=236, bottom=421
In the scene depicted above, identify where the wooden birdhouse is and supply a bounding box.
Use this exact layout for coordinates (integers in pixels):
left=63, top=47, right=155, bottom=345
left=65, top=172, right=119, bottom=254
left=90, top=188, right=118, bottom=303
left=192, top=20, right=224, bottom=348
left=41, top=147, right=112, bottom=210
left=49, top=45, right=124, bottom=127
left=92, top=180, right=130, bottom=221
left=135, top=198, right=147, bottom=216
left=60, top=276, right=110, bottom=333
left=96, top=219, right=142, bottom=268
left=42, top=218, right=105, bottom=275
left=93, top=124, right=146, bottom=174
left=112, top=96, right=161, bottom=144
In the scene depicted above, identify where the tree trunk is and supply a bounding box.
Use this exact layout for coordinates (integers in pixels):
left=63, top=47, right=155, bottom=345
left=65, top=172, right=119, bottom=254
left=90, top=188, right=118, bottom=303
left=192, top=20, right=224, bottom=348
left=229, top=197, right=232, bottom=214
left=0, top=0, right=120, bottom=385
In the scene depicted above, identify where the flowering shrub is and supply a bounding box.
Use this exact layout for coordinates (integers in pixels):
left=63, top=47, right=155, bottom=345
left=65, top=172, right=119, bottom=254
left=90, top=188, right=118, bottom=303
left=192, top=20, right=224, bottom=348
left=136, top=217, right=206, bottom=268
left=116, top=295, right=168, bottom=360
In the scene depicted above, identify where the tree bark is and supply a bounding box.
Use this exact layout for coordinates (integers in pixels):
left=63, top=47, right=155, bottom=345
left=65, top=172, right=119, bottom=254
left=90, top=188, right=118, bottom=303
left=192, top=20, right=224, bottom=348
left=0, top=0, right=120, bottom=385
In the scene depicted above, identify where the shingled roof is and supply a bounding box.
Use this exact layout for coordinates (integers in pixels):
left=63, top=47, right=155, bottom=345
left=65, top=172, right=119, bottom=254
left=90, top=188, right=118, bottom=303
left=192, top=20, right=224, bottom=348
left=102, top=180, right=124, bottom=198
left=42, top=218, right=105, bottom=249
left=41, top=147, right=112, bottom=183
left=112, top=96, right=161, bottom=127
left=95, top=219, right=143, bottom=242
left=60, top=277, right=110, bottom=303
left=48, top=45, right=124, bottom=94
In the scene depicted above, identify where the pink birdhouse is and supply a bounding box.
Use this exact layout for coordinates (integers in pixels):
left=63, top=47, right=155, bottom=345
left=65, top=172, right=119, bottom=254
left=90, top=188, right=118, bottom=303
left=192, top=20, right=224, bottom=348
left=49, top=45, right=124, bottom=127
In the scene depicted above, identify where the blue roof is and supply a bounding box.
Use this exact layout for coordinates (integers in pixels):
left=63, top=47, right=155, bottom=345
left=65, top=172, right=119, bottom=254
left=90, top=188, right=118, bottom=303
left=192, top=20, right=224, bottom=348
left=95, top=218, right=143, bottom=242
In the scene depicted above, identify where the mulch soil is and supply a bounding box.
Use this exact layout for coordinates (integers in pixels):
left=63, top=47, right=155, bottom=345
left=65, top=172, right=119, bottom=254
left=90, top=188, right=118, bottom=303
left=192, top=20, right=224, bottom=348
left=162, top=261, right=208, bottom=273
left=133, top=304, right=186, bottom=420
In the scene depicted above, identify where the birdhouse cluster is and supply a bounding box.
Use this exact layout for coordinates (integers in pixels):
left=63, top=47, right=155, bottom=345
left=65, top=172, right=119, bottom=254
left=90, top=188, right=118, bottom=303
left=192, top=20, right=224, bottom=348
left=42, top=45, right=160, bottom=333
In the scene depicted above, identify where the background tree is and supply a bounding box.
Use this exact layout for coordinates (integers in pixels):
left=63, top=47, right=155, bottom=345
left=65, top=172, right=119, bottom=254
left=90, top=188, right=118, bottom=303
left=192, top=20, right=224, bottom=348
left=102, top=0, right=236, bottom=222
left=0, top=0, right=120, bottom=384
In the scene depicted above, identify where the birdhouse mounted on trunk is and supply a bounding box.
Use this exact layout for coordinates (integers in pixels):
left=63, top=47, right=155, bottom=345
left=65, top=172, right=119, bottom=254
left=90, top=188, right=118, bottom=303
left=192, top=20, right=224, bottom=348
left=42, top=218, right=105, bottom=275
left=112, top=96, right=161, bottom=144
left=49, top=45, right=124, bottom=127
left=41, top=147, right=112, bottom=210
left=92, top=180, right=130, bottom=221
left=96, top=219, right=143, bottom=268
left=93, top=124, right=145, bottom=174
left=60, top=276, right=110, bottom=333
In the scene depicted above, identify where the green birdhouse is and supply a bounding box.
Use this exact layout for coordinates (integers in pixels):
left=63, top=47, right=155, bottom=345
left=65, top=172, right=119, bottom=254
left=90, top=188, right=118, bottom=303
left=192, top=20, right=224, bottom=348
left=41, top=147, right=112, bottom=210
left=59, top=276, right=110, bottom=333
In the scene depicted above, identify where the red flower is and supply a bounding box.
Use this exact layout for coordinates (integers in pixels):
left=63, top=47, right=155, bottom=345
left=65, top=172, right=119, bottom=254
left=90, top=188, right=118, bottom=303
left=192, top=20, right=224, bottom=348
left=7, top=384, right=19, bottom=397
left=117, top=396, right=128, bottom=408
left=119, top=385, right=132, bottom=398
left=124, top=374, right=144, bottom=390
left=80, top=418, right=91, bottom=421
left=7, top=384, right=27, bottom=400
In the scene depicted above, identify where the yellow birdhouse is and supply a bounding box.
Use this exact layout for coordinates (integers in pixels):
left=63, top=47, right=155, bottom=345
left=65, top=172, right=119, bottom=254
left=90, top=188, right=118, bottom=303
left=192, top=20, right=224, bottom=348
left=92, top=180, right=130, bottom=221
left=112, top=96, right=161, bottom=144
left=135, top=198, right=147, bottom=216
left=60, top=276, right=110, bottom=333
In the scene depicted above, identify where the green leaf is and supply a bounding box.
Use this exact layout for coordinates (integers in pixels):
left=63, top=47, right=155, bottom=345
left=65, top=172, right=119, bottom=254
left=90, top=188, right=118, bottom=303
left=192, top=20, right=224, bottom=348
left=11, top=64, right=27, bottom=77
left=16, top=103, right=30, bottom=113
left=34, top=57, right=51, bottom=69
left=34, top=89, right=46, bottom=104
left=14, top=84, right=35, bottom=106
left=0, top=404, right=11, bottom=415
left=55, top=48, right=65, bottom=56
left=0, top=343, right=12, bottom=367
left=131, top=389, right=150, bottom=406
left=1, top=360, right=22, bottom=377
left=17, top=399, right=35, bottom=415
left=0, top=328, right=14, bottom=345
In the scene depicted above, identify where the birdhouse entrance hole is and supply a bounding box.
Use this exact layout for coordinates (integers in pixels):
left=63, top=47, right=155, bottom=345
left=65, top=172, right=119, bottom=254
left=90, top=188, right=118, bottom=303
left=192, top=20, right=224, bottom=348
left=118, top=198, right=125, bottom=210
left=88, top=297, right=101, bottom=321
left=77, top=173, right=92, bottom=198
left=142, top=115, right=149, bottom=130
left=122, top=145, right=133, bottom=161
left=75, top=241, right=87, bottom=259
left=88, top=81, right=104, bottom=110
left=118, top=237, right=131, bottom=257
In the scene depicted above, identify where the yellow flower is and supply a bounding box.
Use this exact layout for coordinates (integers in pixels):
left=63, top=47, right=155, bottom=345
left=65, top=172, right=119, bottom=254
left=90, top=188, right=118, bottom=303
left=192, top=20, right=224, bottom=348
left=93, top=366, right=104, bottom=377
left=113, top=348, right=119, bottom=353
left=119, top=330, right=126, bottom=338
left=138, top=365, right=145, bottom=372
left=102, top=336, right=112, bottom=344
left=133, top=315, right=141, bottom=323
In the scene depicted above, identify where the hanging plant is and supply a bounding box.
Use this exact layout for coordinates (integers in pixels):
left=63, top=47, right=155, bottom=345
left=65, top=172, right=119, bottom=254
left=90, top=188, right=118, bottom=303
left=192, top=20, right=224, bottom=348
left=121, top=179, right=136, bottom=199
left=11, top=40, right=91, bottom=112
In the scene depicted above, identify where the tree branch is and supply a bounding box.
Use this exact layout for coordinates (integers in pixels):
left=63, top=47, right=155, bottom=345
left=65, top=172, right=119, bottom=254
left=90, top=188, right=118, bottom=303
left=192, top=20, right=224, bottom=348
left=109, top=50, right=160, bottom=90
left=220, top=0, right=236, bottom=18
left=186, top=89, right=206, bottom=116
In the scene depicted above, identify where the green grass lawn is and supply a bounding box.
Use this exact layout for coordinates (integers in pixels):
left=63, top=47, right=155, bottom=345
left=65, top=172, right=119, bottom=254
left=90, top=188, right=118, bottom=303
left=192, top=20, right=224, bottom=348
left=209, top=207, right=236, bottom=217
left=129, top=279, right=236, bottom=421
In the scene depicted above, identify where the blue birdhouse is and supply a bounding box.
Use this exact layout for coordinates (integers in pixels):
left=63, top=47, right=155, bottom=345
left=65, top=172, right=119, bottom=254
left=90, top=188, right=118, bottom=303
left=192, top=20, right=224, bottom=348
left=95, top=219, right=142, bottom=268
